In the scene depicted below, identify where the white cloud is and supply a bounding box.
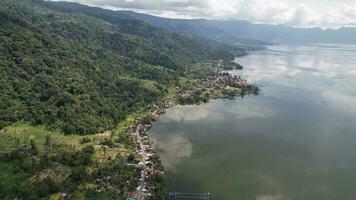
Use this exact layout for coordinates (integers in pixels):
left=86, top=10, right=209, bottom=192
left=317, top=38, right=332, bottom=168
left=51, top=0, right=356, bottom=27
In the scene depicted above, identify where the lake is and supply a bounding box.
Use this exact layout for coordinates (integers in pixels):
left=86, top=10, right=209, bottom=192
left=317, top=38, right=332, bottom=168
left=149, top=44, right=356, bottom=200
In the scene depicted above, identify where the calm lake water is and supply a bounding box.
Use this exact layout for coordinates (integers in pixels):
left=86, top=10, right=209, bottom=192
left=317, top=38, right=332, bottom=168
left=149, top=44, right=356, bottom=200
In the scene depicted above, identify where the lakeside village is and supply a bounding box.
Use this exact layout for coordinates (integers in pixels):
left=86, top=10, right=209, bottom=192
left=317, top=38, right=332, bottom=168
left=177, top=60, right=259, bottom=105
left=0, top=58, right=259, bottom=200
left=0, top=60, right=259, bottom=200
left=127, top=60, right=259, bottom=200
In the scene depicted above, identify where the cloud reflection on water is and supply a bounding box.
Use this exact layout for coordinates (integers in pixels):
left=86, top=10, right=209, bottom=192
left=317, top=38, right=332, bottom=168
left=149, top=44, right=356, bottom=199
left=256, top=195, right=289, bottom=200
left=162, top=104, right=223, bottom=122
left=322, top=91, right=356, bottom=114
left=151, top=133, right=192, bottom=171
left=235, top=44, right=355, bottom=86
left=224, top=100, right=275, bottom=120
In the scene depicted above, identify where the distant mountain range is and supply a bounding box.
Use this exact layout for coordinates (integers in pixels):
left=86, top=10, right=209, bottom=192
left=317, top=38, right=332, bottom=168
left=122, top=11, right=356, bottom=44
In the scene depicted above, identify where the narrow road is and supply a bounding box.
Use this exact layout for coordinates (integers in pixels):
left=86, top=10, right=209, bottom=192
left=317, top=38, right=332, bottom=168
left=135, top=124, right=147, bottom=200
left=138, top=168, right=146, bottom=200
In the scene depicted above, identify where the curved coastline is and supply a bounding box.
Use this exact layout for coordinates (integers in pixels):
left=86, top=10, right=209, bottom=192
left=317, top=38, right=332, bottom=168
left=130, top=53, right=261, bottom=199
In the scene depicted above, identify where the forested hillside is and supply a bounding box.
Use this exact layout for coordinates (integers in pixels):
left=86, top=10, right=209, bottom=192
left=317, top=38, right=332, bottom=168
left=0, top=0, right=242, bottom=135
left=122, top=11, right=268, bottom=47
left=0, top=0, right=256, bottom=199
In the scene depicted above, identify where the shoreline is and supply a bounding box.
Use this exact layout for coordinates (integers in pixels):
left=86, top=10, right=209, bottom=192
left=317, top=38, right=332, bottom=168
left=128, top=59, right=259, bottom=199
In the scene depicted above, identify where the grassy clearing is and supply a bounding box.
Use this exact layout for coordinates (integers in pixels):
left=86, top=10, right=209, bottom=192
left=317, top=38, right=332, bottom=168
left=0, top=121, right=139, bottom=199
left=0, top=120, right=138, bottom=167
left=1, top=124, right=92, bottom=151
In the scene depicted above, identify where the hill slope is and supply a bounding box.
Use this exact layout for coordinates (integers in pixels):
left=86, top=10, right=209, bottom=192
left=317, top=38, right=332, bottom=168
left=122, top=11, right=268, bottom=47
left=0, top=0, right=253, bottom=199
left=0, top=0, right=243, bottom=135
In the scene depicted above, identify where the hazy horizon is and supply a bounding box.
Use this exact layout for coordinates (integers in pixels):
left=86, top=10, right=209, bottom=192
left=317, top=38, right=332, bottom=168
left=49, top=0, right=356, bottom=28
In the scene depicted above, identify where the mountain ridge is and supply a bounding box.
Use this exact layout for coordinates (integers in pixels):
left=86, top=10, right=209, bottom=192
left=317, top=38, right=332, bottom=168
left=122, top=11, right=356, bottom=44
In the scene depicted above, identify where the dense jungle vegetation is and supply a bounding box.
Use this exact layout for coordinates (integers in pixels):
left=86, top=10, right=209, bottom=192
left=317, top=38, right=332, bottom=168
left=0, top=0, right=250, bottom=199
left=0, top=0, right=244, bottom=135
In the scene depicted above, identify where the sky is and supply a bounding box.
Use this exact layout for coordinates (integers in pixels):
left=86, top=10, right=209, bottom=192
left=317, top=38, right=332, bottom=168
left=51, top=0, right=356, bottom=28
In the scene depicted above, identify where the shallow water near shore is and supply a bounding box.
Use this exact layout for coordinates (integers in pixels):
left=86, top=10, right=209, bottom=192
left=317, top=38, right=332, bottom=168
left=149, top=44, right=356, bottom=200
